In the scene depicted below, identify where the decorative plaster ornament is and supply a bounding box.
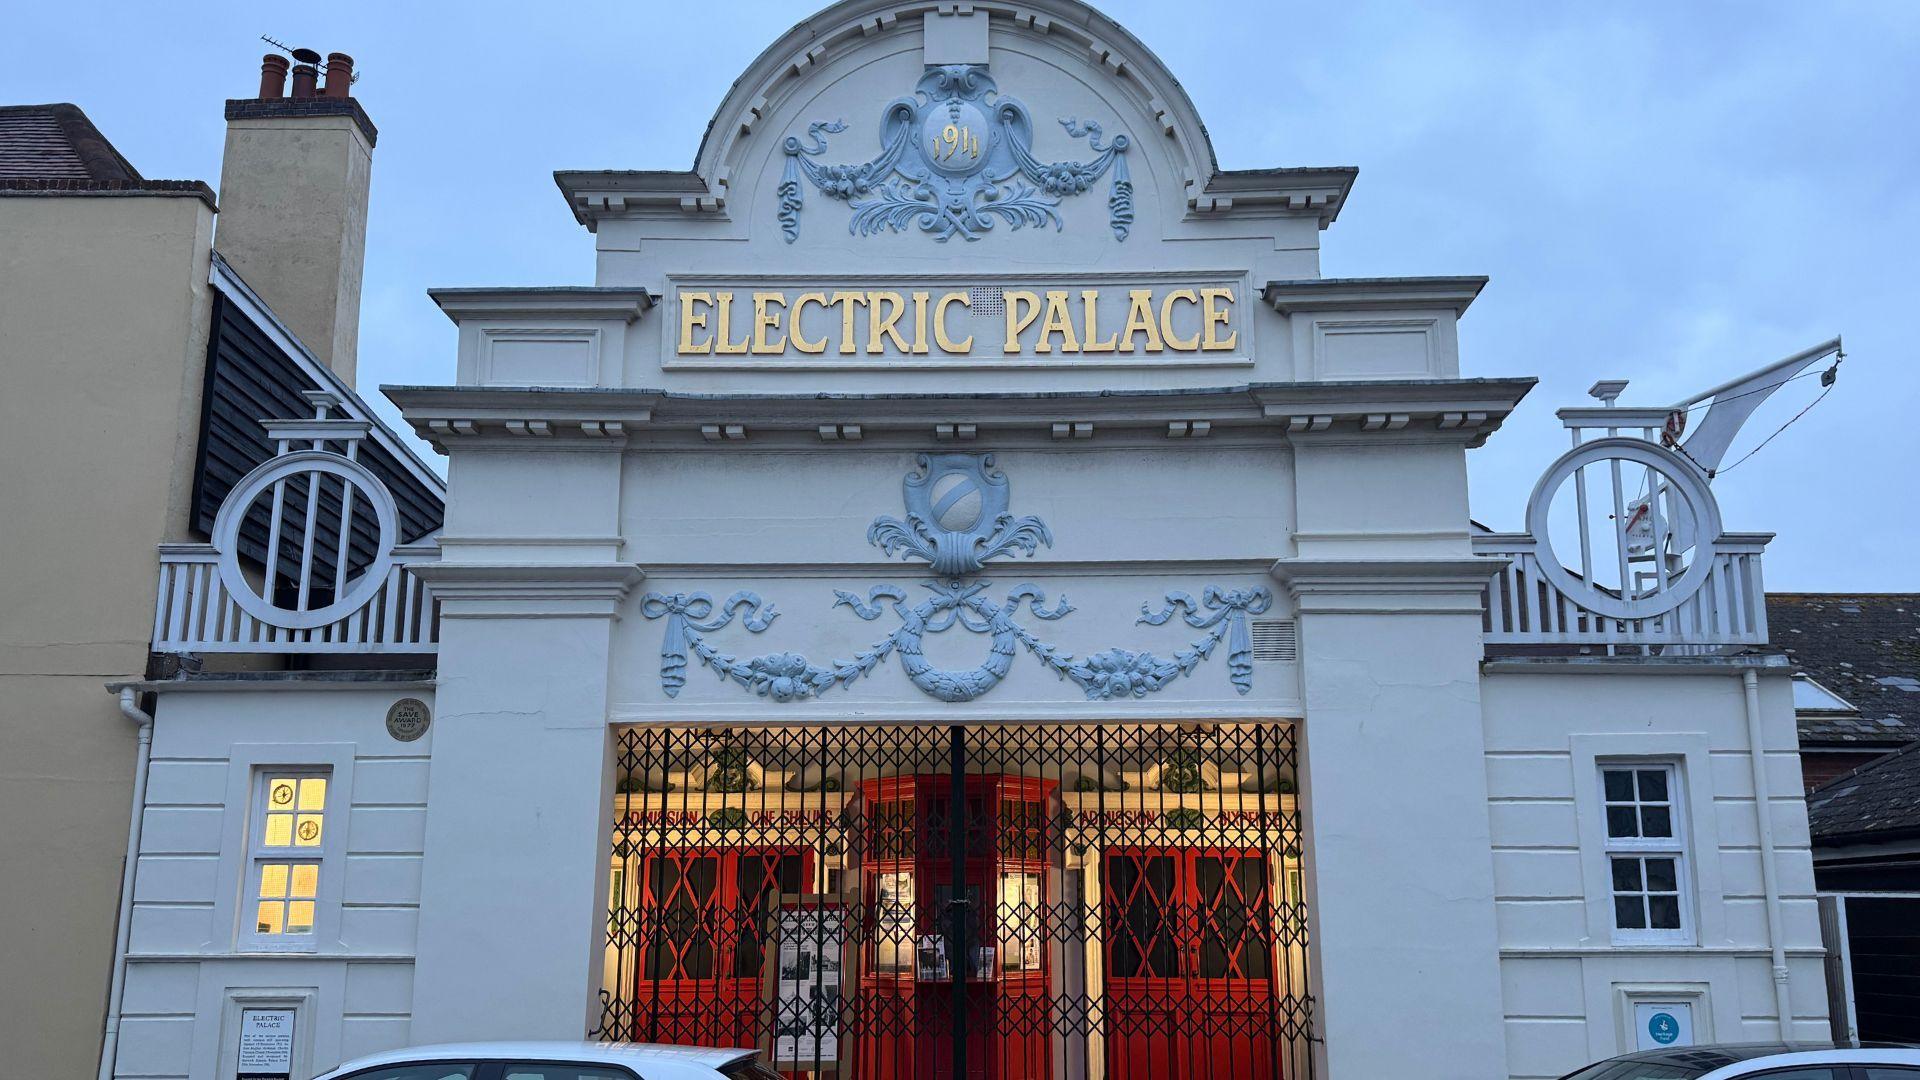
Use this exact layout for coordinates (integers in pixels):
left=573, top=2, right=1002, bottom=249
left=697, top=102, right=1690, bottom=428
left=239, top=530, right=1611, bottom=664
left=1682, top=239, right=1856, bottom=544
left=867, top=453, right=1052, bottom=576
left=638, top=581, right=1270, bottom=704
left=779, top=64, right=1133, bottom=243
left=640, top=454, right=1273, bottom=704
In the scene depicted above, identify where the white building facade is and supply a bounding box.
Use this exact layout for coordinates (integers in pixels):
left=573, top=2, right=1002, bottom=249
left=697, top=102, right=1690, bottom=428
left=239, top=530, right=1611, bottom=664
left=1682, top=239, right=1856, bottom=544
left=107, top=4, right=1827, bottom=1079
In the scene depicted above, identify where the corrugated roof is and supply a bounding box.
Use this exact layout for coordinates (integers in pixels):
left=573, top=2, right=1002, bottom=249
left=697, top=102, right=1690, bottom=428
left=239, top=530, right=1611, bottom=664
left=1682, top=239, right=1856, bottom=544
left=1808, top=738, right=1920, bottom=844
left=1768, top=593, right=1920, bottom=746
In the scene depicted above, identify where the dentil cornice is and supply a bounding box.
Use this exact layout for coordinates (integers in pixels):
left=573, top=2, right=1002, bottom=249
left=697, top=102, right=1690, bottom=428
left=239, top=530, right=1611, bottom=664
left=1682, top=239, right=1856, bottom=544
left=385, top=379, right=1534, bottom=453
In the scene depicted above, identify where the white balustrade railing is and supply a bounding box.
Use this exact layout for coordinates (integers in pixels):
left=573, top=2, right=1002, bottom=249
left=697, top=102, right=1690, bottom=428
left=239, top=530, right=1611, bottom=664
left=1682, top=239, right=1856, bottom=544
left=1477, top=532, right=1770, bottom=650
left=153, top=541, right=439, bottom=653
left=150, top=391, right=441, bottom=656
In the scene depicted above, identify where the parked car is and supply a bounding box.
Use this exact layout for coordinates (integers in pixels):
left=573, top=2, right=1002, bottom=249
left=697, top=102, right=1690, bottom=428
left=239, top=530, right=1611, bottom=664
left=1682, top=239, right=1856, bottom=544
left=1558, top=1043, right=1920, bottom=1079
left=312, top=1042, right=783, bottom=1080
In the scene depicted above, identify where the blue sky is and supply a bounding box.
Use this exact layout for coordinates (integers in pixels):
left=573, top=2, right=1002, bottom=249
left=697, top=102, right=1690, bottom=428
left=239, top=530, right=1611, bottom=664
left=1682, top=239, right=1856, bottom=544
left=5, top=1, right=1915, bottom=589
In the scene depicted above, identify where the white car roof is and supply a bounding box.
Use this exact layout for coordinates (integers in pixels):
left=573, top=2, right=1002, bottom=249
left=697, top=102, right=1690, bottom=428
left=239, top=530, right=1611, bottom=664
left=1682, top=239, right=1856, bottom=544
left=314, top=1041, right=757, bottom=1080
left=1700, top=1046, right=1920, bottom=1078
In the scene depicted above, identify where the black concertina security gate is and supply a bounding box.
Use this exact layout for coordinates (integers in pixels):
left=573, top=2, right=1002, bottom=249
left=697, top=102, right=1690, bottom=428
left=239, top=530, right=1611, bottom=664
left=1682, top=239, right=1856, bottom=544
left=595, top=723, right=1314, bottom=1079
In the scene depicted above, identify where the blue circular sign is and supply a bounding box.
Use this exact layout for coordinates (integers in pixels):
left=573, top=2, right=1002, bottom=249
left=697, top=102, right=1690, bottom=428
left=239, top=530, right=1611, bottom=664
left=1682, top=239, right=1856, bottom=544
left=1647, top=1011, right=1680, bottom=1045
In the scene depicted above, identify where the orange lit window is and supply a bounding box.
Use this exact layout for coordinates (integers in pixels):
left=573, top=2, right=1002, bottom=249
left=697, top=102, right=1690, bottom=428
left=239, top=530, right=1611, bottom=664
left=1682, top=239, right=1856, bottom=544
left=250, top=773, right=328, bottom=941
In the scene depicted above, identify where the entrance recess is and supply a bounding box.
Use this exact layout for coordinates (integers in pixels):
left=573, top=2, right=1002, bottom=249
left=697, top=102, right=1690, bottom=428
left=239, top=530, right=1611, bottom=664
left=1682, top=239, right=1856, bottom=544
left=598, top=723, right=1313, bottom=1079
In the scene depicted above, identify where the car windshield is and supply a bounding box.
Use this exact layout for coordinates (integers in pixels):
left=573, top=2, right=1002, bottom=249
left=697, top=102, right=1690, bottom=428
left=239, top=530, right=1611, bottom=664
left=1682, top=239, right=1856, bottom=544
left=1557, top=1064, right=1703, bottom=1080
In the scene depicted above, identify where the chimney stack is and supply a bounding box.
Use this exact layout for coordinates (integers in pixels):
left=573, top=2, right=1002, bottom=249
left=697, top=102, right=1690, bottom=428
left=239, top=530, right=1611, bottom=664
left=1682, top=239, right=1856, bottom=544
left=216, top=47, right=377, bottom=385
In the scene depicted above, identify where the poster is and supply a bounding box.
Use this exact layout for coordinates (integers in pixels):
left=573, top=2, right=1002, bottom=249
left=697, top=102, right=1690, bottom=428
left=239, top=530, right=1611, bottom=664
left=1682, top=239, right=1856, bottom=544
left=236, top=1008, right=295, bottom=1080
left=997, top=872, right=1042, bottom=973
left=773, top=907, right=842, bottom=1067
left=916, top=933, right=950, bottom=981
left=874, top=871, right=914, bottom=974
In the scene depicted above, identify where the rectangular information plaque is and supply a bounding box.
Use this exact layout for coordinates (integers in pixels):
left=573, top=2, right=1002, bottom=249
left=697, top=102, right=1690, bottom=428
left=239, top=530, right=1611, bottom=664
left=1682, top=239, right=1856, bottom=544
left=236, top=1008, right=295, bottom=1080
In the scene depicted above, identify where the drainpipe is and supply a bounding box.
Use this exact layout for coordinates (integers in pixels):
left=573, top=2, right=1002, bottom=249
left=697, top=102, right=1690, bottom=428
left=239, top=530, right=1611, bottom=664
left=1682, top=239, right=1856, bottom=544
left=1742, top=668, right=1795, bottom=1038
left=98, top=687, right=155, bottom=1080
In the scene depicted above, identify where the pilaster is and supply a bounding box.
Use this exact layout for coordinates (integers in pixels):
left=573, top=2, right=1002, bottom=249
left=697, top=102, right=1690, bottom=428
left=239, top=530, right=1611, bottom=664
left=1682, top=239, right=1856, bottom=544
left=1274, top=555, right=1509, bottom=1079
left=408, top=562, right=642, bottom=1043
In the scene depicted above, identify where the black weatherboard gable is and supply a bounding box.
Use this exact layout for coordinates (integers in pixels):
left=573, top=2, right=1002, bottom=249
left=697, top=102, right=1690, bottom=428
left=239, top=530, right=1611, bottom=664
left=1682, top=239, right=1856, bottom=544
left=192, top=278, right=442, bottom=580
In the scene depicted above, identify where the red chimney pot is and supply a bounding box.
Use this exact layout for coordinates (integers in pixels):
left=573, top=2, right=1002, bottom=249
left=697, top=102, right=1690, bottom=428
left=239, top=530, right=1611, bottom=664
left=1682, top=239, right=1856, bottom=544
left=289, top=63, right=319, bottom=99
left=258, top=54, right=290, bottom=99
left=322, top=53, right=354, bottom=98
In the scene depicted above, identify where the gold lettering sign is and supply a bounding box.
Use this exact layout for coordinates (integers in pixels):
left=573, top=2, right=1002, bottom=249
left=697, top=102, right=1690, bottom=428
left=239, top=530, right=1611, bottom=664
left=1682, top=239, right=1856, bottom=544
left=675, top=285, right=1238, bottom=359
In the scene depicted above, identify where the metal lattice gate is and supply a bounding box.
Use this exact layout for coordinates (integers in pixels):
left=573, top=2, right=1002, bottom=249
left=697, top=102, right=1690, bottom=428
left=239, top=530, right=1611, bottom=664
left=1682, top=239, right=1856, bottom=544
left=596, top=722, right=1314, bottom=1079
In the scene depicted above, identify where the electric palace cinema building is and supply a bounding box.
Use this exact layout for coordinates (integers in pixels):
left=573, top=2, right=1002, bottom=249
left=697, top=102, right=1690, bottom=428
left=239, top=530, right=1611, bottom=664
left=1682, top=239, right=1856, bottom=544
left=105, top=3, right=1832, bottom=1078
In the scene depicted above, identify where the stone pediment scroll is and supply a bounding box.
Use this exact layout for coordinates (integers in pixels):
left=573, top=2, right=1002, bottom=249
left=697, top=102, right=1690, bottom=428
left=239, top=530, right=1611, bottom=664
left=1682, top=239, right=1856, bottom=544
left=778, top=64, right=1133, bottom=243
left=640, top=453, right=1272, bottom=704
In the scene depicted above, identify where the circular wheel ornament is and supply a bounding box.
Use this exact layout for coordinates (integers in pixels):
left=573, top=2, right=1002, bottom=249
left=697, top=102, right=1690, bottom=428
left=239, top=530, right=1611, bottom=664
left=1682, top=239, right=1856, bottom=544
left=211, top=449, right=401, bottom=630
left=1522, top=437, right=1723, bottom=622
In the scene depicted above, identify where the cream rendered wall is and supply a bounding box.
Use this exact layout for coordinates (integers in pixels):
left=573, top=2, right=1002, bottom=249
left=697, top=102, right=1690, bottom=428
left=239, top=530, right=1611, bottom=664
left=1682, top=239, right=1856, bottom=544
left=115, top=684, right=432, bottom=1080
left=0, top=194, right=215, bottom=1080
left=216, top=114, right=372, bottom=386
left=1481, top=666, right=1827, bottom=1080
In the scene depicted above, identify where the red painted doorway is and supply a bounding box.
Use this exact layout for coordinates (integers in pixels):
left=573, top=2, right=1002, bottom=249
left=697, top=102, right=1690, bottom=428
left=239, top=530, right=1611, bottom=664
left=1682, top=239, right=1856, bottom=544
left=1102, top=847, right=1282, bottom=1080
left=628, top=848, right=811, bottom=1049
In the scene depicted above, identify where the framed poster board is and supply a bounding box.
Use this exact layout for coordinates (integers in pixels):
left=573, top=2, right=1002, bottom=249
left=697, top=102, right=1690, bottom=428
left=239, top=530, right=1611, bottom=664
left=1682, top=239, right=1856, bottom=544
left=872, top=870, right=914, bottom=975
left=236, top=1008, right=295, bottom=1080
left=770, top=899, right=845, bottom=1070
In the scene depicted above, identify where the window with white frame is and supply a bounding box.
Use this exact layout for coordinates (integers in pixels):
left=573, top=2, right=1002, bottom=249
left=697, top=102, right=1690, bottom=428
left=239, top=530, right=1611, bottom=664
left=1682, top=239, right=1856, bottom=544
left=1601, top=763, right=1689, bottom=941
left=248, top=772, right=330, bottom=942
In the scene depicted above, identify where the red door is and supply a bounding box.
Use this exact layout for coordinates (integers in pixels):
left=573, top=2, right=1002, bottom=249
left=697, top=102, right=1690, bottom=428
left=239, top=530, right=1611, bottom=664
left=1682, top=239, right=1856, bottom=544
left=633, top=848, right=809, bottom=1049
left=1102, top=847, right=1280, bottom=1080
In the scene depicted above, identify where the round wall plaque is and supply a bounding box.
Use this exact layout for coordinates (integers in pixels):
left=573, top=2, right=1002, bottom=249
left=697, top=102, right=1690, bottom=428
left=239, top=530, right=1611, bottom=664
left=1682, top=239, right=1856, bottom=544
left=385, top=698, right=431, bottom=743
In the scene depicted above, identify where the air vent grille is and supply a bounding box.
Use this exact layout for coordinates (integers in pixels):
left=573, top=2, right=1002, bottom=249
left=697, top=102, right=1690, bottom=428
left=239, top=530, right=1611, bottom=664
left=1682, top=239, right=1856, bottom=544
left=1250, top=619, right=1298, bottom=663
left=969, top=285, right=1005, bottom=318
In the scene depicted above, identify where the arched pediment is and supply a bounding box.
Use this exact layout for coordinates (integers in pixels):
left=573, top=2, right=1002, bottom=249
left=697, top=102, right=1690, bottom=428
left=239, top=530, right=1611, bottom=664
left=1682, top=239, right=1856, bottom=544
left=558, top=0, right=1352, bottom=242
left=696, top=0, right=1220, bottom=206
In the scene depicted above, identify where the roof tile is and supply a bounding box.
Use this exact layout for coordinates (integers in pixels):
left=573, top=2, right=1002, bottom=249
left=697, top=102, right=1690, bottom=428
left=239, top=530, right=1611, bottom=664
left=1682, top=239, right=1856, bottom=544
left=1808, top=737, right=1920, bottom=843
left=1769, top=593, right=1920, bottom=746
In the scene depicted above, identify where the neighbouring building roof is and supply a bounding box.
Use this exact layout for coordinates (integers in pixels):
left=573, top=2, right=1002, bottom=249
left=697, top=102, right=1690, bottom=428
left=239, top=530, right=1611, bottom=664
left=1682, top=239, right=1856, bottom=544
left=1768, top=593, right=1920, bottom=746
left=1808, top=739, right=1920, bottom=845
left=0, top=103, right=215, bottom=208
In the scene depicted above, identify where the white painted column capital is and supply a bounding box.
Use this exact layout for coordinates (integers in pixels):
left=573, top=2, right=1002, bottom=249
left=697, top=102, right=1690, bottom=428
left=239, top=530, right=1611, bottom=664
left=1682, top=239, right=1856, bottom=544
left=1271, top=555, right=1504, bottom=615
left=410, top=562, right=644, bottom=619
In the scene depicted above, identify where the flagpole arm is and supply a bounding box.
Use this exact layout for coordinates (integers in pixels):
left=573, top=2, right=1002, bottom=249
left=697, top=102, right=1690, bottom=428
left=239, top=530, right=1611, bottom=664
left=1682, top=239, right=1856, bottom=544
left=1673, top=336, right=1842, bottom=409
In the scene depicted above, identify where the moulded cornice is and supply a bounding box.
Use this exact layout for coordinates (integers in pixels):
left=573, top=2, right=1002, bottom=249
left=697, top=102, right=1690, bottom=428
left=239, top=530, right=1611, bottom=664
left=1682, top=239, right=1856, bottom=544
left=1262, top=276, right=1488, bottom=315
left=105, top=672, right=437, bottom=695
left=428, top=287, right=653, bottom=324
left=409, top=562, right=644, bottom=619
left=1191, top=167, right=1356, bottom=223
left=1270, top=555, right=1506, bottom=616
left=385, top=379, right=1534, bottom=451
left=1480, top=654, right=1792, bottom=676
left=1553, top=406, right=1678, bottom=431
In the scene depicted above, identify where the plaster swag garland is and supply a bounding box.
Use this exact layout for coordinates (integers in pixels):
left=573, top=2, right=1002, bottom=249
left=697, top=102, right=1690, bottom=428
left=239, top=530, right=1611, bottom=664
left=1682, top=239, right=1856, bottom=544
left=639, top=582, right=1271, bottom=704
